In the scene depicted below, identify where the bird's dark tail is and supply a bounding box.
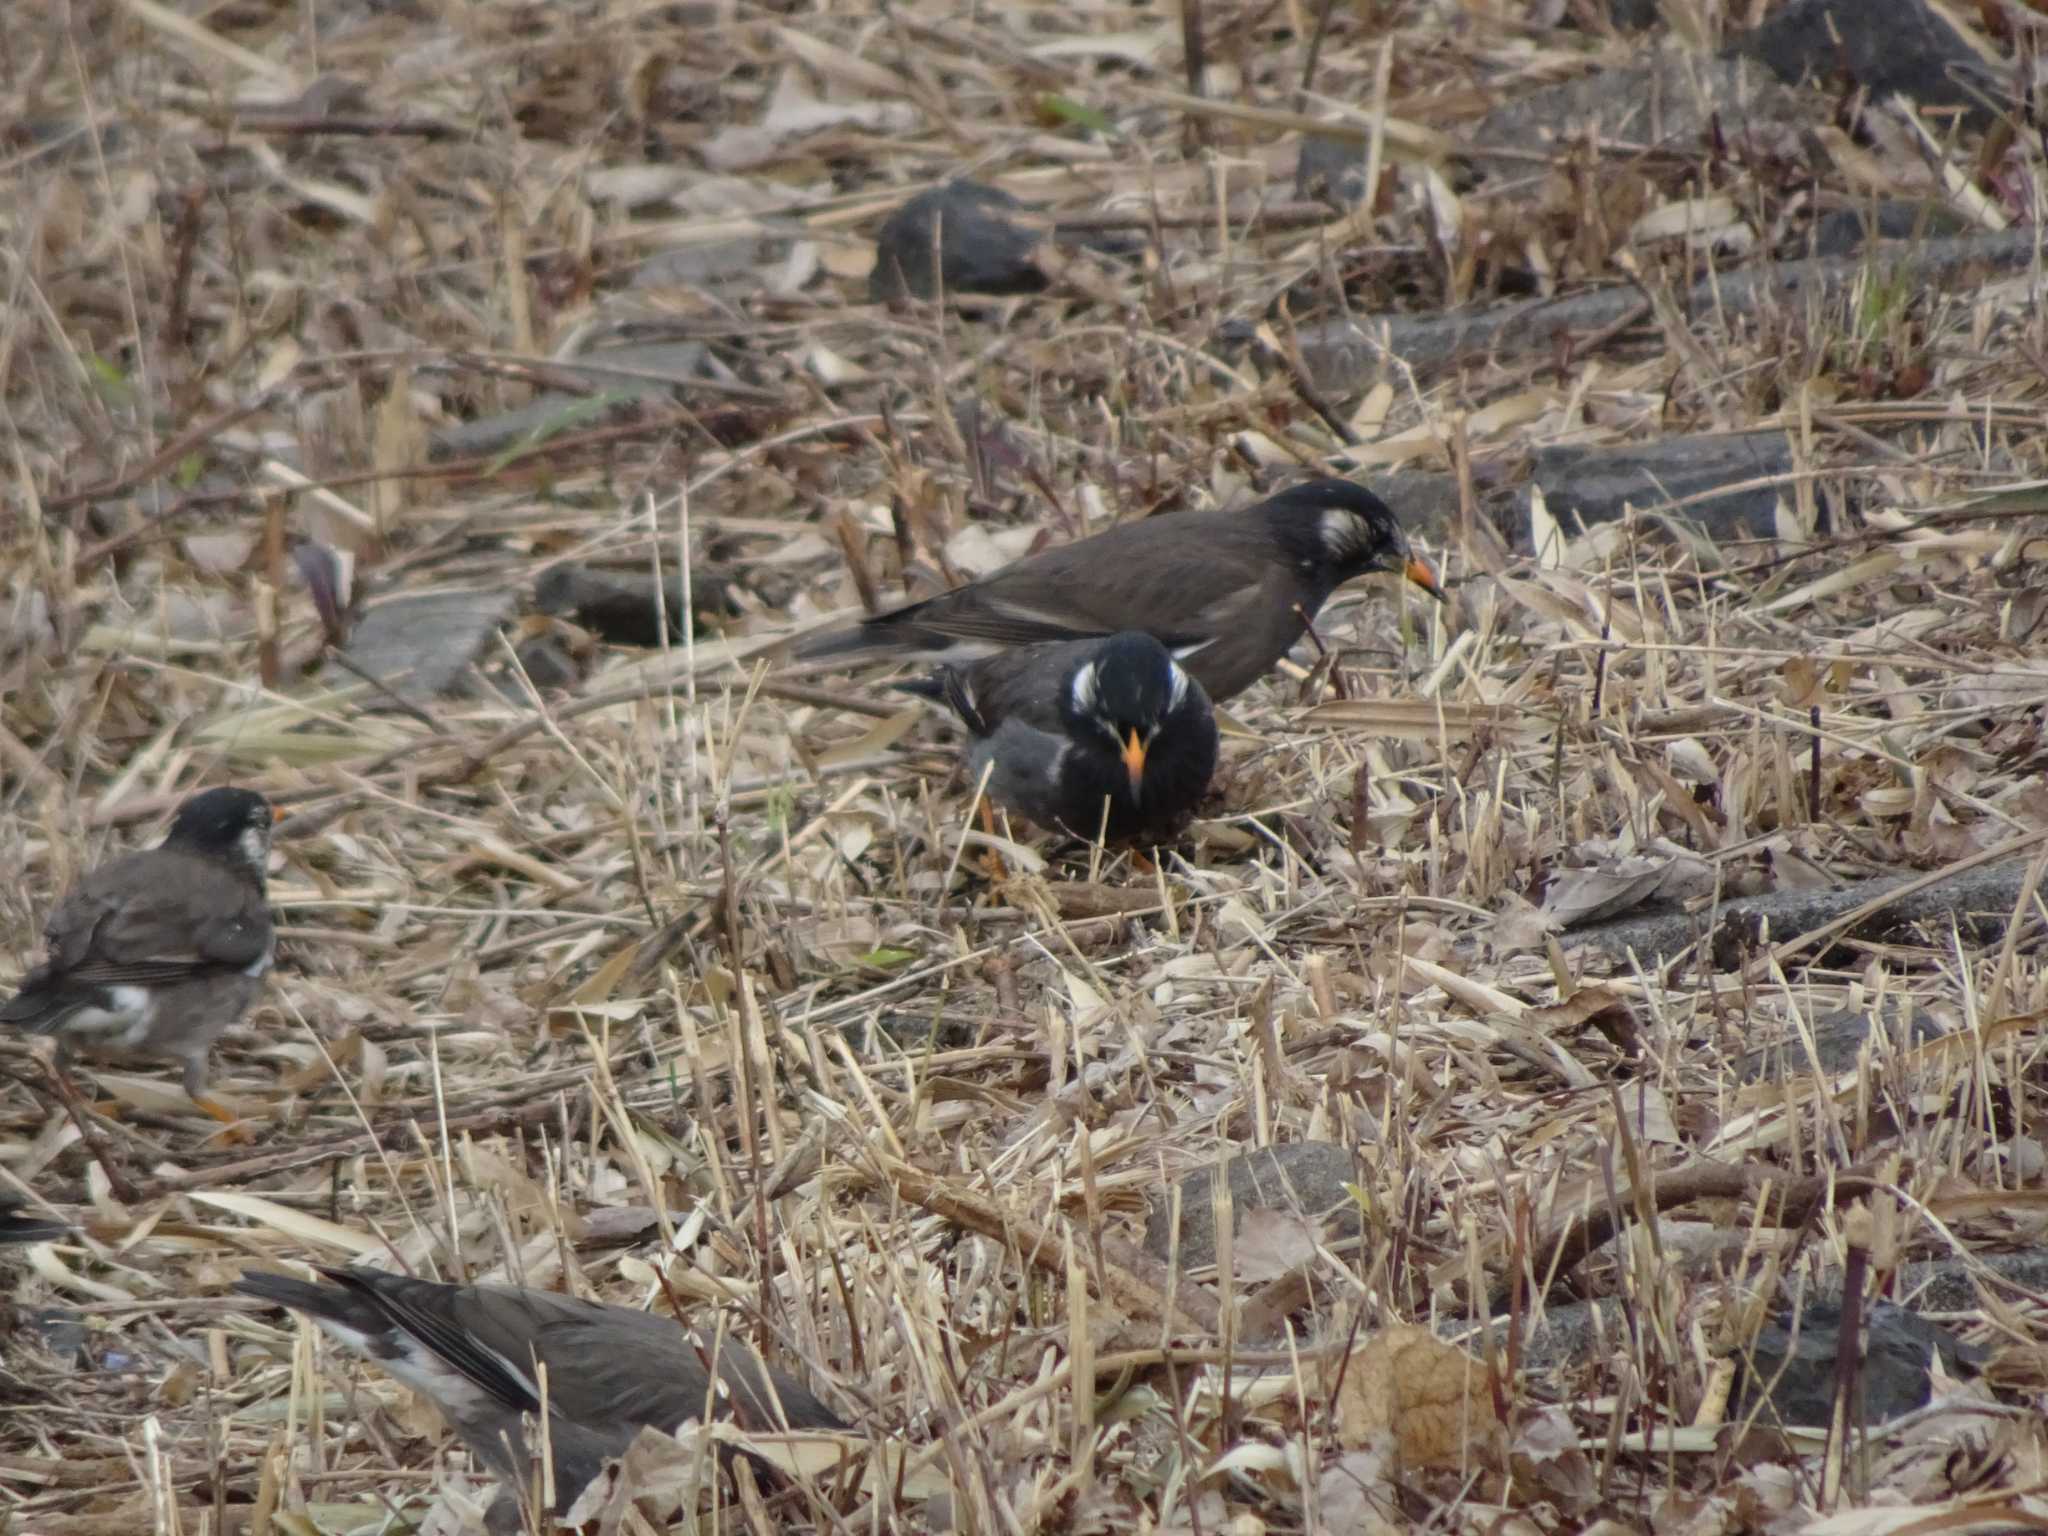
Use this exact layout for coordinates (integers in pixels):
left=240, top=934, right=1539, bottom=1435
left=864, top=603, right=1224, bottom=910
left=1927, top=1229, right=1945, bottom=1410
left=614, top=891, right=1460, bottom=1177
left=0, top=973, right=74, bottom=1033
left=0, top=1196, right=67, bottom=1245
left=234, top=1268, right=379, bottom=1330
left=790, top=621, right=882, bottom=661
left=793, top=607, right=968, bottom=664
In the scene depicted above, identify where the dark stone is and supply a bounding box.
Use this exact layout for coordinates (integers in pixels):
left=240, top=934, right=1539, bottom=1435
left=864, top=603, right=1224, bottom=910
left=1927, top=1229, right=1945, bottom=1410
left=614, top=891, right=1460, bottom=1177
left=1491, top=1300, right=1602, bottom=1374
left=1734, top=1006, right=1946, bottom=1083
left=1472, top=1256, right=2033, bottom=1379
left=870, top=182, right=1047, bottom=302
left=535, top=565, right=739, bottom=646
left=1734, top=0, right=2001, bottom=130
left=1891, top=1249, right=2048, bottom=1314
left=1738, top=1296, right=1984, bottom=1428
left=1526, top=430, right=1799, bottom=544
left=22, top=1307, right=90, bottom=1365
left=1807, top=200, right=1970, bottom=258
left=1295, top=135, right=1372, bottom=207
left=1144, top=1142, right=1362, bottom=1270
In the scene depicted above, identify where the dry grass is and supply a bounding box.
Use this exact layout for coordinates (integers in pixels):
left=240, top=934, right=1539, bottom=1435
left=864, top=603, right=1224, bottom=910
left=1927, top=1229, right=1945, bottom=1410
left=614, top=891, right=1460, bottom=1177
left=5, top=0, right=2048, bottom=1532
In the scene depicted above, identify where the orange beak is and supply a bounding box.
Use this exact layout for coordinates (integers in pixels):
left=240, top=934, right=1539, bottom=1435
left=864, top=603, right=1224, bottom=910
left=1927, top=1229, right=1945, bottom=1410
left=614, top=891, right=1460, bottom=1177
left=1404, top=554, right=1446, bottom=602
left=1121, top=728, right=1148, bottom=800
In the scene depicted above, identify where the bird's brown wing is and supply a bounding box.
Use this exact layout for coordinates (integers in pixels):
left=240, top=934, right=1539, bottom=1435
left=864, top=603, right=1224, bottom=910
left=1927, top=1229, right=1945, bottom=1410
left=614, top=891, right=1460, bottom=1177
left=407, top=1282, right=707, bottom=1426
left=43, top=851, right=271, bottom=986
left=451, top=1287, right=840, bottom=1434
left=911, top=516, right=1261, bottom=646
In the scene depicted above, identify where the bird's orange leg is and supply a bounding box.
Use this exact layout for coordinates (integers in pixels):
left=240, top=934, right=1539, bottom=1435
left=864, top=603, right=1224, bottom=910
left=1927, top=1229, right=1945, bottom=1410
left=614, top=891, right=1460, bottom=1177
left=977, top=798, right=1008, bottom=883
left=192, top=1094, right=254, bottom=1145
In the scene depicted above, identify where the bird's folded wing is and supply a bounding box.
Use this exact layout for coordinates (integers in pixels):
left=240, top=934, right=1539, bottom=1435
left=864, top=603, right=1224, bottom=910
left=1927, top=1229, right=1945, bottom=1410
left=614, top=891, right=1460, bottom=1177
left=353, top=1275, right=546, bottom=1412
left=916, top=584, right=1208, bottom=649
left=53, top=863, right=271, bottom=979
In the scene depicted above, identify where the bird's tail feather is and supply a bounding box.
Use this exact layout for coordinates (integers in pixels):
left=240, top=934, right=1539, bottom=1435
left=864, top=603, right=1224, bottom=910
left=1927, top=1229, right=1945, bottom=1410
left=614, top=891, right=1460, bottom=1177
left=234, top=1269, right=380, bottom=1331
left=0, top=1196, right=67, bottom=1245
left=790, top=623, right=880, bottom=661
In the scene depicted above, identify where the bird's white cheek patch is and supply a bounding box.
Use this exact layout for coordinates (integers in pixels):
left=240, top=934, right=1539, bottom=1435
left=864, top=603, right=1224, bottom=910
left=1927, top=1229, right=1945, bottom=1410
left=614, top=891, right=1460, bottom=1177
left=1320, top=508, right=1365, bottom=560
left=1166, top=662, right=1190, bottom=714
left=1069, top=660, right=1100, bottom=716
left=66, top=987, right=158, bottom=1047
left=239, top=827, right=270, bottom=869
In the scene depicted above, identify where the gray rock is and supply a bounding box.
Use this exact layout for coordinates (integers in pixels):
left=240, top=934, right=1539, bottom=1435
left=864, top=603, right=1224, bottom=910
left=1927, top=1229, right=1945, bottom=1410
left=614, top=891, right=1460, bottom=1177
left=1807, top=200, right=1968, bottom=258
left=512, top=634, right=583, bottom=692
left=1526, top=430, right=1800, bottom=544
left=1734, top=1006, right=1946, bottom=1083
left=1144, top=1142, right=1361, bottom=1270
left=1739, top=1296, right=1984, bottom=1428
left=633, top=236, right=782, bottom=296
left=331, top=589, right=515, bottom=701
left=1602, top=0, right=1662, bottom=28
left=1468, top=1251, right=2046, bottom=1380
left=1891, top=1249, right=2048, bottom=1314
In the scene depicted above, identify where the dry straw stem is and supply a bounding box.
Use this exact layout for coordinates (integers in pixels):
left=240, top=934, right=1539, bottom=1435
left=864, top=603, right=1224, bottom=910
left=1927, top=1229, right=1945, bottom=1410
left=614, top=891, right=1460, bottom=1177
left=7, top=0, right=2048, bottom=1531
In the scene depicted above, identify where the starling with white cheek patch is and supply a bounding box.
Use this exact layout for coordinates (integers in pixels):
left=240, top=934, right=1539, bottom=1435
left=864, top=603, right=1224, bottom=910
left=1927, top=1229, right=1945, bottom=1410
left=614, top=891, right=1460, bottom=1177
left=799, top=477, right=1443, bottom=703
left=1, top=787, right=278, bottom=1130
left=903, top=630, right=1219, bottom=844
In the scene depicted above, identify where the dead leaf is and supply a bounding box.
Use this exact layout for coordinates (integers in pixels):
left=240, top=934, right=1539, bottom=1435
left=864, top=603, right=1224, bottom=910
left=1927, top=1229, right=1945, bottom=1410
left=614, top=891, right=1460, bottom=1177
left=1326, top=1325, right=1503, bottom=1470
left=1234, top=1207, right=1321, bottom=1283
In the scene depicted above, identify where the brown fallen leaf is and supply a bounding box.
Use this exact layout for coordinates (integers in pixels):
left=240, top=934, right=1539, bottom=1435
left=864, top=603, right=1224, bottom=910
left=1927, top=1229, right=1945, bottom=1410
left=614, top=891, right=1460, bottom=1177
left=1325, top=1325, right=1504, bottom=1472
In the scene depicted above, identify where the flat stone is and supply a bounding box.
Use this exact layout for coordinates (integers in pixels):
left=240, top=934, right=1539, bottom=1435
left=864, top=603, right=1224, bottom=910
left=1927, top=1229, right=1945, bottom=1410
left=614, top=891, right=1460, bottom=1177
left=331, top=589, right=515, bottom=701
left=1526, top=430, right=1801, bottom=544
left=1144, top=1142, right=1362, bottom=1270
left=1738, top=1296, right=1985, bottom=1428
left=1734, top=1006, right=1947, bottom=1083
left=1473, top=53, right=1809, bottom=164
left=1808, top=200, right=1969, bottom=258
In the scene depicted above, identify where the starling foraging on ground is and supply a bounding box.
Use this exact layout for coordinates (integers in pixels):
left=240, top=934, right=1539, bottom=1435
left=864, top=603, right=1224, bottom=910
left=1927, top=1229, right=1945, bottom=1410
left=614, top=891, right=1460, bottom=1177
left=798, top=478, right=1443, bottom=702
left=902, top=630, right=1219, bottom=844
left=1, top=787, right=278, bottom=1130
left=235, top=1265, right=847, bottom=1535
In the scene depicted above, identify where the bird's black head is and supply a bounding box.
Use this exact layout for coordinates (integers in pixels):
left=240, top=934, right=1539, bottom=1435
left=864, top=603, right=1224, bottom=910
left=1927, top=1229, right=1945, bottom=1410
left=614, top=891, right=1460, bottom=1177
left=164, top=787, right=277, bottom=874
left=1262, top=478, right=1444, bottom=599
left=1064, top=632, right=1198, bottom=802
